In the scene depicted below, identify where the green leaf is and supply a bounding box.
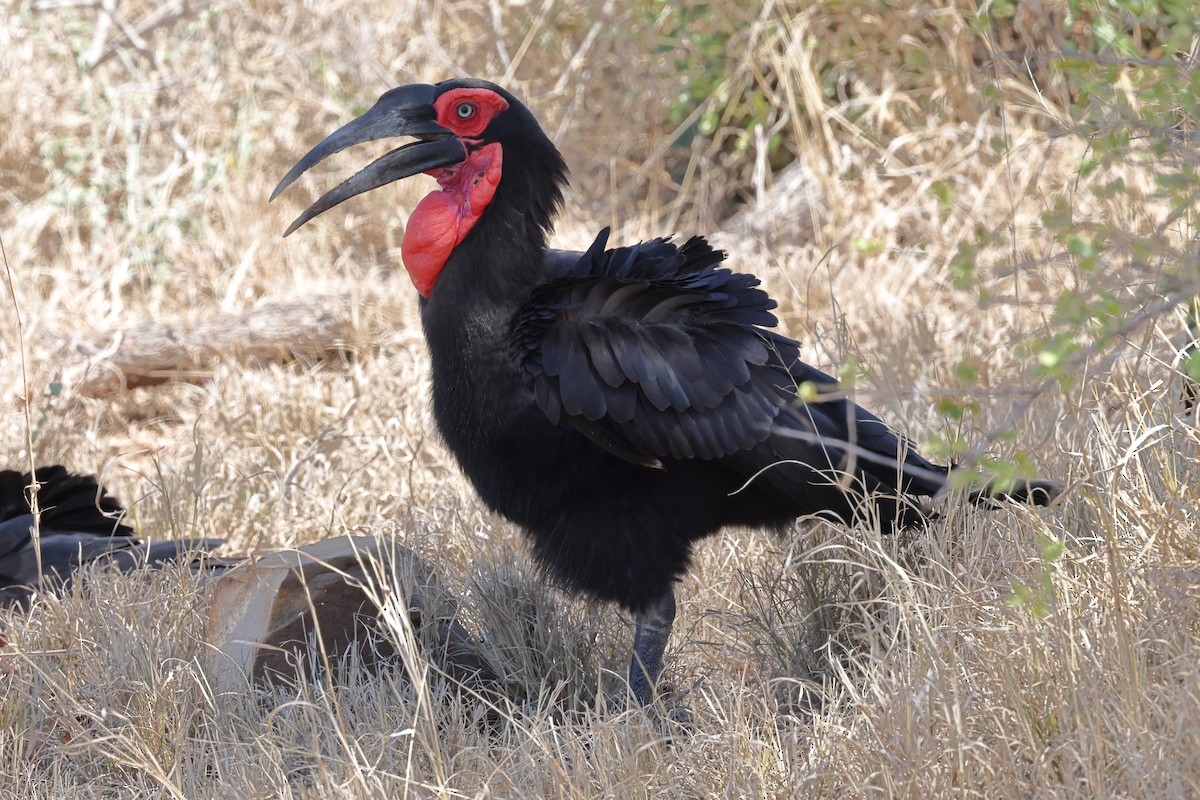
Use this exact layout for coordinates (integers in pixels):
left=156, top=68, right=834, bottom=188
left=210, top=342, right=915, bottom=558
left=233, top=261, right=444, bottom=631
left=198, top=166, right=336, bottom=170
left=1185, top=349, right=1200, bottom=383
left=852, top=236, right=883, bottom=255
left=935, top=397, right=966, bottom=421
left=954, top=359, right=980, bottom=384
left=929, top=181, right=954, bottom=211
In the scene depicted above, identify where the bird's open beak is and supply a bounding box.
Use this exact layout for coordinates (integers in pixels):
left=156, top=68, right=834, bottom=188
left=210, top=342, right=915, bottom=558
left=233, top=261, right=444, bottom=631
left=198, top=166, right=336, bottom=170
left=271, top=83, right=465, bottom=236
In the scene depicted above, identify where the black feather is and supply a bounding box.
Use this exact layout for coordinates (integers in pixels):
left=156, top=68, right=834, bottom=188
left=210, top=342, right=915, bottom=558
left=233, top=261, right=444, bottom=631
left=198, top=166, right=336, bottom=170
left=0, top=466, right=221, bottom=610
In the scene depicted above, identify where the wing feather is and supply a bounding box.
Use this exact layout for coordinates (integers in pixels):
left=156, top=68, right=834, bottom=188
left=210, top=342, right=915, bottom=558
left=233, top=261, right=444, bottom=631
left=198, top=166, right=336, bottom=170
left=580, top=322, right=624, bottom=387
left=527, top=230, right=964, bottom=507
left=514, top=229, right=785, bottom=463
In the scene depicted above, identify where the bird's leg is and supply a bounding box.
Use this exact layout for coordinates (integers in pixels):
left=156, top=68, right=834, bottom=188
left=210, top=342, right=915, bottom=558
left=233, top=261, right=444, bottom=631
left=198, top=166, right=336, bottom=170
left=627, top=588, right=676, bottom=706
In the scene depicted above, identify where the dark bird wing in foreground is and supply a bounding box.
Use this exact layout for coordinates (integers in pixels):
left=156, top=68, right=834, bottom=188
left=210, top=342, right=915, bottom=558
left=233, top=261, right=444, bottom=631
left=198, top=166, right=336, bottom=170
left=0, top=466, right=221, bottom=609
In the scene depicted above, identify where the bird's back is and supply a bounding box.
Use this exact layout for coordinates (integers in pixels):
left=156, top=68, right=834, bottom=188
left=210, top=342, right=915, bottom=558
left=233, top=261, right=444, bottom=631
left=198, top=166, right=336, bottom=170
left=0, top=465, right=132, bottom=542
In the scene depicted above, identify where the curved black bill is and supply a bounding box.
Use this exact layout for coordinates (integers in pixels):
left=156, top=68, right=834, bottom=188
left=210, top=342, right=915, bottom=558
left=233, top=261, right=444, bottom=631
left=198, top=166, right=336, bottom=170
left=271, top=83, right=466, bottom=237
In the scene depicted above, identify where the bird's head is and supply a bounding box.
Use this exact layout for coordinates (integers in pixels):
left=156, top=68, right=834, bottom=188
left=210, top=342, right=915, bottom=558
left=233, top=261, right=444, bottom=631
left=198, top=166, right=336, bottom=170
left=272, top=78, right=566, bottom=297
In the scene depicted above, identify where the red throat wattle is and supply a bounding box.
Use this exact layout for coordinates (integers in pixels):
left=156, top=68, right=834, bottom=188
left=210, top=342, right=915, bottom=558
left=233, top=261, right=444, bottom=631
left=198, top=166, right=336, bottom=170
left=401, top=142, right=503, bottom=297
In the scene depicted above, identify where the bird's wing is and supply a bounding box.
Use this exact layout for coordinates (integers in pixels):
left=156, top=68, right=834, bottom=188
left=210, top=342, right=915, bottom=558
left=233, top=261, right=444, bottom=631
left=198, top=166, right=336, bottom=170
left=519, top=229, right=952, bottom=502
left=0, top=530, right=138, bottom=584
left=766, top=361, right=950, bottom=498
left=0, top=466, right=225, bottom=609
left=513, top=228, right=800, bottom=465
left=0, top=516, right=32, bottom=560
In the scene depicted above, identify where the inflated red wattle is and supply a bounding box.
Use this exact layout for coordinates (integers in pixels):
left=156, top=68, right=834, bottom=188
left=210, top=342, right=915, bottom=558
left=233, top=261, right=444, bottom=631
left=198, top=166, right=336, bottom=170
left=400, top=142, right=503, bottom=296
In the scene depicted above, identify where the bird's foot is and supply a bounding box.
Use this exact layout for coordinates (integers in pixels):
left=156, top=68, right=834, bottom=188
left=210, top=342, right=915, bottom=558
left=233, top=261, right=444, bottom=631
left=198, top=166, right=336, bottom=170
left=627, top=589, right=676, bottom=706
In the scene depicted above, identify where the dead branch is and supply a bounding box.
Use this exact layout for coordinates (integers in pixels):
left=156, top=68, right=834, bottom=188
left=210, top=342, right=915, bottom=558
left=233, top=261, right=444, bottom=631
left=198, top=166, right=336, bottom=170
left=62, top=296, right=361, bottom=397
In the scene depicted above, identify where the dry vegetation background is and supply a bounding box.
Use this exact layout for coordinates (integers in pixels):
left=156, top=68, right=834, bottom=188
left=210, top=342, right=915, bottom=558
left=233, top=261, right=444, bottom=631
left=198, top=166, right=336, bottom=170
left=1, top=0, right=1198, bottom=797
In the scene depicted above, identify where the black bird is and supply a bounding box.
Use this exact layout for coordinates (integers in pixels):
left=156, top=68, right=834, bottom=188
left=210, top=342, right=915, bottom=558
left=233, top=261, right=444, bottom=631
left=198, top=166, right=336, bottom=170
left=0, top=465, right=221, bottom=609
left=273, top=79, right=1060, bottom=704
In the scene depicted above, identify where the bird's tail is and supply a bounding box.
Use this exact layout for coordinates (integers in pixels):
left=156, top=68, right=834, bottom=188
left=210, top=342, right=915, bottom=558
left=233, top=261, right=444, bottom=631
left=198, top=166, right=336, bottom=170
left=963, top=476, right=1063, bottom=508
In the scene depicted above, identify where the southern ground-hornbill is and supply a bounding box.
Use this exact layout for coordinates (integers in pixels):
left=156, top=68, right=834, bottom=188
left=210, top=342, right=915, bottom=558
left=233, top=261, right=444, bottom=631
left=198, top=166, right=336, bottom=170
left=273, top=78, right=1060, bottom=705
left=0, top=466, right=220, bottom=609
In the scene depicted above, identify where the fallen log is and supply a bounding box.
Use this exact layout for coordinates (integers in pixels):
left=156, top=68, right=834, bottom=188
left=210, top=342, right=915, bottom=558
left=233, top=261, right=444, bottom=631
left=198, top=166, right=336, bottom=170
left=61, top=297, right=360, bottom=397
left=713, top=158, right=823, bottom=253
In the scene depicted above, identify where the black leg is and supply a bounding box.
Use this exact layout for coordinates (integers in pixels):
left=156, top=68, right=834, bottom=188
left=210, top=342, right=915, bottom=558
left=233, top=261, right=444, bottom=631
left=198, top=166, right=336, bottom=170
left=628, top=588, right=676, bottom=705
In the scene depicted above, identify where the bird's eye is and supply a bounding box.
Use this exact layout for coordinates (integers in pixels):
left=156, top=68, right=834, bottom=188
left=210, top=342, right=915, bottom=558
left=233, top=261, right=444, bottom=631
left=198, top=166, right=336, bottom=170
left=455, top=102, right=476, bottom=120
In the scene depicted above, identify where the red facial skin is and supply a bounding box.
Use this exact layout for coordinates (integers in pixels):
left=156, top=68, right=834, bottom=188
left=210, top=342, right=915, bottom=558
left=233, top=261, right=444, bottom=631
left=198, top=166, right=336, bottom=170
left=400, top=88, right=509, bottom=297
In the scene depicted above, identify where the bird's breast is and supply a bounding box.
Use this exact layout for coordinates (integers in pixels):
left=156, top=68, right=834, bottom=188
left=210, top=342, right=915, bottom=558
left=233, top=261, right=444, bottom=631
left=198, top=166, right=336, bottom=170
left=420, top=297, right=550, bottom=494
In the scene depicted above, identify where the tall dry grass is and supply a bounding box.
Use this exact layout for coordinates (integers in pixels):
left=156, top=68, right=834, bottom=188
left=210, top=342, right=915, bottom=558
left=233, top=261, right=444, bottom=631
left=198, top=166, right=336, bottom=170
left=2, top=0, right=1198, bottom=797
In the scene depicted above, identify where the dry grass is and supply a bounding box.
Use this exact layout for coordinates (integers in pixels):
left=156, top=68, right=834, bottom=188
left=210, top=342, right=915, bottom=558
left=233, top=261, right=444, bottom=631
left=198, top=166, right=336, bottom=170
left=2, top=0, right=1198, bottom=797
